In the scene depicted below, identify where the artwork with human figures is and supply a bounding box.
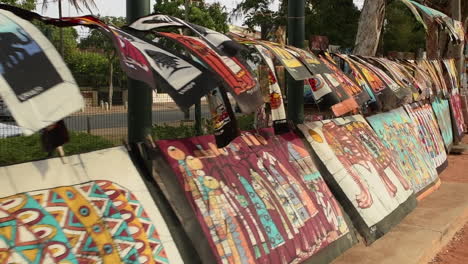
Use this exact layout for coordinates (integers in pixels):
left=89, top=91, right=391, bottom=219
left=157, top=128, right=351, bottom=264
left=449, top=89, right=467, bottom=139
left=298, top=116, right=414, bottom=229
left=0, top=180, right=169, bottom=264
left=367, top=108, right=439, bottom=194
left=404, top=104, right=447, bottom=170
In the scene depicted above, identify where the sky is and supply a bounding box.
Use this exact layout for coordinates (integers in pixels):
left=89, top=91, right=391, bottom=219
left=35, top=0, right=365, bottom=37
left=37, top=0, right=365, bottom=21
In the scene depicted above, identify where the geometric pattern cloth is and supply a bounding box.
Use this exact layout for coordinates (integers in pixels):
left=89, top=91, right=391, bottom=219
left=0, top=180, right=169, bottom=264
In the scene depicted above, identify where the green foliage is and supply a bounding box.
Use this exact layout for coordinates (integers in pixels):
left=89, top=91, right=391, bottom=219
left=34, top=22, right=79, bottom=57
left=66, top=50, right=108, bottom=87
left=237, top=114, right=254, bottom=131
left=154, top=0, right=229, bottom=33
left=383, top=1, right=426, bottom=53
left=76, top=16, right=127, bottom=90
left=151, top=122, right=198, bottom=140
left=151, top=114, right=255, bottom=140
left=0, top=132, right=114, bottom=166
left=0, top=0, right=36, bottom=10
left=79, top=16, right=126, bottom=58
left=234, top=0, right=281, bottom=38
left=305, top=0, right=361, bottom=48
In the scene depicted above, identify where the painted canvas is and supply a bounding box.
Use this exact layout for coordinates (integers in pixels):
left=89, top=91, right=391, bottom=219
left=366, top=108, right=439, bottom=195
left=0, top=147, right=183, bottom=264
left=404, top=104, right=448, bottom=171
left=156, top=128, right=354, bottom=264
left=298, top=116, right=415, bottom=244
left=431, top=97, right=454, bottom=150
left=449, top=89, right=467, bottom=139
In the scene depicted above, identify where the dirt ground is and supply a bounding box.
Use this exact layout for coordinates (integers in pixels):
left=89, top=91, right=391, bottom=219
left=429, top=135, right=468, bottom=264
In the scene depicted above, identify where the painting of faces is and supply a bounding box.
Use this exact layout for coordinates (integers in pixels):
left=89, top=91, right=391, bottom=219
left=298, top=116, right=414, bottom=240
left=367, top=107, right=439, bottom=194
left=158, top=128, right=351, bottom=264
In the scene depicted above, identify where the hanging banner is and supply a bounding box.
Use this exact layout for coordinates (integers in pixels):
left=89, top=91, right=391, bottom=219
left=254, top=44, right=289, bottom=133
left=259, top=41, right=313, bottom=80
left=366, top=108, right=439, bottom=196
left=335, top=55, right=379, bottom=107
left=319, top=56, right=371, bottom=107
left=207, top=86, right=240, bottom=148
left=0, top=5, right=221, bottom=110
left=353, top=56, right=411, bottom=104
left=0, top=9, right=83, bottom=135
left=128, top=14, right=244, bottom=57
left=299, top=115, right=415, bottom=245
left=156, top=32, right=263, bottom=113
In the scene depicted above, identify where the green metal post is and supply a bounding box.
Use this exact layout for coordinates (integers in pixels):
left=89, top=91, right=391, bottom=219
left=195, top=100, right=202, bottom=135
left=127, top=0, right=152, bottom=144
left=287, top=0, right=305, bottom=124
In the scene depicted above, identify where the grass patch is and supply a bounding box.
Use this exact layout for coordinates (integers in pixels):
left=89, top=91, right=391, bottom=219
left=0, top=132, right=115, bottom=166
left=151, top=114, right=255, bottom=140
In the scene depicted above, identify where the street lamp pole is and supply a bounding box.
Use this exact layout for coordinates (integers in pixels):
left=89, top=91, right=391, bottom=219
left=287, top=0, right=305, bottom=124
left=127, top=0, right=152, bottom=144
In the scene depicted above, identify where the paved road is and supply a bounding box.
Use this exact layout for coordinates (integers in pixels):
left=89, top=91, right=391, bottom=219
left=64, top=106, right=211, bottom=131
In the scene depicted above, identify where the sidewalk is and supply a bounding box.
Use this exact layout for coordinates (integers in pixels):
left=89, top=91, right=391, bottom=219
left=332, top=137, right=468, bottom=264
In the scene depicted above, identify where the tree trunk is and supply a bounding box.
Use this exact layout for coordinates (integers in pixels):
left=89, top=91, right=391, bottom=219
left=353, top=0, right=386, bottom=56
left=426, top=21, right=439, bottom=59
left=447, top=0, right=463, bottom=86
left=108, top=62, right=113, bottom=110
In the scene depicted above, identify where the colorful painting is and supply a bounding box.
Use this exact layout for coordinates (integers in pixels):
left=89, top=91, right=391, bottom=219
left=404, top=104, right=447, bottom=170
left=431, top=97, right=454, bottom=150
left=0, top=181, right=168, bottom=264
left=157, top=128, right=351, bottom=264
left=366, top=108, right=438, bottom=194
left=298, top=116, right=414, bottom=241
left=0, top=147, right=183, bottom=264
left=449, top=89, right=467, bottom=139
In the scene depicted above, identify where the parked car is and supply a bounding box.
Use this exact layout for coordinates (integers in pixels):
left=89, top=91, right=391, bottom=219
left=0, top=123, right=22, bottom=138
left=0, top=97, right=13, bottom=121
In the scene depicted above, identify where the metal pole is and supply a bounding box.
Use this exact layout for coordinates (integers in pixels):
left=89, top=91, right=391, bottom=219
left=184, top=0, right=202, bottom=133
left=287, top=0, right=305, bottom=124
left=127, top=0, right=152, bottom=144
left=58, top=0, right=64, bottom=55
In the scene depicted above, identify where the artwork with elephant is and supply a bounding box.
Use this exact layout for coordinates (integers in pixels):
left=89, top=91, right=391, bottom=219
left=298, top=115, right=416, bottom=244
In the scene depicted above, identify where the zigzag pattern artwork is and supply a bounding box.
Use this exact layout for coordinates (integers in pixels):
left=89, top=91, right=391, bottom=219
left=0, top=180, right=169, bottom=264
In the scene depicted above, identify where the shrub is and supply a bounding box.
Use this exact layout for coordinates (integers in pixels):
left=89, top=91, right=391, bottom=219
left=0, top=132, right=114, bottom=166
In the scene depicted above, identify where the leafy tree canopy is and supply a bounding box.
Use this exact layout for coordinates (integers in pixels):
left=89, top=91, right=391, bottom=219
left=0, top=0, right=36, bottom=10
left=305, top=0, right=360, bottom=48
left=383, top=0, right=426, bottom=53
left=79, top=16, right=126, bottom=58
left=154, top=0, right=229, bottom=33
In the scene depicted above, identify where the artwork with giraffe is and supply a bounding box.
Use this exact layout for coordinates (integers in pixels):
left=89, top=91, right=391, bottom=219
left=157, top=128, right=351, bottom=264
